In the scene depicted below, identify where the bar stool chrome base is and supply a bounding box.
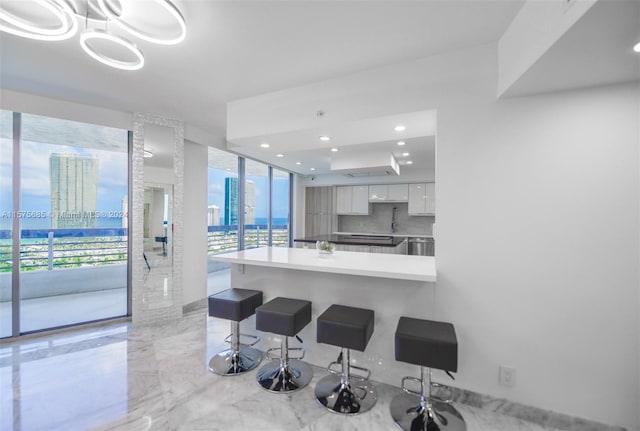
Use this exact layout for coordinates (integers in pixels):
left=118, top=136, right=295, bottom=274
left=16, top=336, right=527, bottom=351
left=208, top=346, right=262, bottom=376
left=390, top=392, right=466, bottom=431
left=315, top=374, right=377, bottom=415
left=257, top=358, right=312, bottom=393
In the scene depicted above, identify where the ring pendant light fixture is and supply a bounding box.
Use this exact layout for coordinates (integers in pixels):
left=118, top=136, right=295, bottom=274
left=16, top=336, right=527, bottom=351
left=0, top=0, right=77, bottom=41
left=97, top=0, right=185, bottom=45
left=80, top=28, right=144, bottom=70
left=0, top=0, right=186, bottom=70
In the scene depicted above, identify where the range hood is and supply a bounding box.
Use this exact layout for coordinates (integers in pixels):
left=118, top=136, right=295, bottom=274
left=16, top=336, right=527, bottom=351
left=330, top=152, right=400, bottom=177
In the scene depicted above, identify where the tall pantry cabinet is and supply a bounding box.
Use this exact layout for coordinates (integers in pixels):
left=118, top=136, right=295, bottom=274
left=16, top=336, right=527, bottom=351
left=304, top=186, right=337, bottom=237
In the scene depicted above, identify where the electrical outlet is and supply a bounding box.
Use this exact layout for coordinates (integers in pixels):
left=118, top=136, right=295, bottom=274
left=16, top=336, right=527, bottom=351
left=499, top=366, right=516, bottom=387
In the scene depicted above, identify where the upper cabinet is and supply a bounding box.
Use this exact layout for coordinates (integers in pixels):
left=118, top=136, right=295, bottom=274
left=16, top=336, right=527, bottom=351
left=305, top=186, right=333, bottom=214
left=368, top=184, right=409, bottom=202
left=368, top=185, right=387, bottom=202
left=408, top=183, right=435, bottom=216
left=388, top=184, right=409, bottom=201
left=337, top=185, right=369, bottom=215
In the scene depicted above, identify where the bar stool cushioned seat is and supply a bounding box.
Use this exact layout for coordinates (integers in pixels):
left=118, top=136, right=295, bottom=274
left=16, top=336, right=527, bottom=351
left=207, top=288, right=263, bottom=376
left=255, top=297, right=313, bottom=393
left=315, top=304, right=377, bottom=415
left=316, top=304, right=374, bottom=352
left=395, top=317, right=458, bottom=372
left=256, top=297, right=312, bottom=336
left=390, top=316, right=465, bottom=431
left=208, top=288, right=264, bottom=322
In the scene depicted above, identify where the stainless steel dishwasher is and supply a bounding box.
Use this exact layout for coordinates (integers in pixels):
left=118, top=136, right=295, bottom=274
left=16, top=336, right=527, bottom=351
left=408, top=238, right=434, bottom=256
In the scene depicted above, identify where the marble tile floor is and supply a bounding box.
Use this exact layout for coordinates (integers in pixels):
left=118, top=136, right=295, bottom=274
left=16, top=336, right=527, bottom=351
left=0, top=307, right=573, bottom=431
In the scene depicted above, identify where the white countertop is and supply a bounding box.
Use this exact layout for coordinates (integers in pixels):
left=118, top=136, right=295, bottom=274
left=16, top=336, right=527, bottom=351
left=333, top=231, right=434, bottom=239
left=210, top=246, right=436, bottom=282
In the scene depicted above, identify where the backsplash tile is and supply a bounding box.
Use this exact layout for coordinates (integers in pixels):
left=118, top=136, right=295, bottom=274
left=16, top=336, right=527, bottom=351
left=338, top=202, right=433, bottom=235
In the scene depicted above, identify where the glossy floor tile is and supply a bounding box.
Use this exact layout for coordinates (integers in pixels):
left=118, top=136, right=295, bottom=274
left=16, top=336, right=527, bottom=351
left=0, top=308, right=567, bottom=431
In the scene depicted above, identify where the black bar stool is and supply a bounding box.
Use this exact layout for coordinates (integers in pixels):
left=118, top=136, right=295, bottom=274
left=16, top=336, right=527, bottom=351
left=255, top=297, right=313, bottom=393
left=315, top=304, right=377, bottom=415
left=391, top=316, right=466, bottom=430
left=207, top=288, right=263, bottom=376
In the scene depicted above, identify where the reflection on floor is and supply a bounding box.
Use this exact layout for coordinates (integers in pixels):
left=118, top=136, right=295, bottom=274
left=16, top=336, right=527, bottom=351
left=0, top=307, right=568, bottom=431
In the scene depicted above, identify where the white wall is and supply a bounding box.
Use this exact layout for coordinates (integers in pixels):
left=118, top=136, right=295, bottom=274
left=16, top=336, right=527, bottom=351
left=183, top=140, right=208, bottom=306
left=234, top=43, right=640, bottom=430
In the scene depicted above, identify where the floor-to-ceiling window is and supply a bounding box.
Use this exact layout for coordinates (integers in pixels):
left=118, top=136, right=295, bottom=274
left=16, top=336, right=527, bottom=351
left=272, top=168, right=291, bottom=247
left=0, top=110, right=129, bottom=337
left=207, top=147, right=240, bottom=258
left=207, top=147, right=293, bottom=277
left=244, top=159, right=269, bottom=249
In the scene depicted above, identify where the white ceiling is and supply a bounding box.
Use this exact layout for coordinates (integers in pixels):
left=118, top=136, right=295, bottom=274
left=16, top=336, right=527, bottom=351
left=0, top=0, right=525, bottom=143
left=502, top=0, right=640, bottom=97
left=227, top=109, right=437, bottom=175
left=5, top=1, right=636, bottom=178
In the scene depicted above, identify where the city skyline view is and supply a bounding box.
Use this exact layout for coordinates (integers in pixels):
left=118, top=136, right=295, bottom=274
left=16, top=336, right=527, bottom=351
left=0, top=111, right=128, bottom=230
left=208, top=167, right=290, bottom=226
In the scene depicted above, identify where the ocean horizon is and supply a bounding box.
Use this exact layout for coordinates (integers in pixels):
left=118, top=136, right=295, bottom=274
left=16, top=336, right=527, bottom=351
left=0, top=216, right=290, bottom=231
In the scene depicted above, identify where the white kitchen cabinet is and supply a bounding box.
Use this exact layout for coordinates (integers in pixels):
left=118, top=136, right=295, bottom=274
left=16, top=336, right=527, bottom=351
left=337, top=185, right=369, bottom=215
left=352, top=185, right=369, bottom=214
left=387, top=184, right=409, bottom=201
left=368, top=185, right=387, bottom=202
left=408, top=183, right=435, bottom=215
left=369, top=184, right=408, bottom=202
left=336, top=186, right=351, bottom=214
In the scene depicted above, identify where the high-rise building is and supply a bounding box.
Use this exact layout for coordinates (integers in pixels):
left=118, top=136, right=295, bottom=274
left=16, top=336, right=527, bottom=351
left=224, top=177, right=255, bottom=225
left=224, top=177, right=238, bottom=225
left=50, top=153, right=99, bottom=228
left=207, top=205, right=220, bottom=226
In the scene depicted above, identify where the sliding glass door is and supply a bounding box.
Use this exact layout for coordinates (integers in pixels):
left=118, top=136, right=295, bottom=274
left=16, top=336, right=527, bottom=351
left=0, top=111, right=129, bottom=337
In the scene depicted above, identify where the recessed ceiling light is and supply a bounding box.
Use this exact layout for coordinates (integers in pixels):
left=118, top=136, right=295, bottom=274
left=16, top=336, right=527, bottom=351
left=397, top=141, right=406, bottom=146
left=310, top=168, right=316, bottom=171
left=296, top=162, right=302, bottom=165
left=402, top=152, right=410, bottom=157
left=319, top=136, right=331, bottom=142
left=406, top=160, right=413, bottom=165
left=394, top=125, right=406, bottom=132
left=276, top=154, right=284, bottom=157
left=331, top=148, right=339, bottom=152
left=260, top=143, right=270, bottom=148
left=634, top=41, right=640, bottom=53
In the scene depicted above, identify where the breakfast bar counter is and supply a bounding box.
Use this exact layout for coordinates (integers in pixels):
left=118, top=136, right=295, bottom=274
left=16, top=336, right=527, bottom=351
left=209, top=246, right=438, bottom=387
left=210, top=246, right=436, bottom=282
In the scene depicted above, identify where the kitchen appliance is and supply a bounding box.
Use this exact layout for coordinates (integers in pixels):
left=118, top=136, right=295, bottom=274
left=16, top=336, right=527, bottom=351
left=408, top=237, right=434, bottom=256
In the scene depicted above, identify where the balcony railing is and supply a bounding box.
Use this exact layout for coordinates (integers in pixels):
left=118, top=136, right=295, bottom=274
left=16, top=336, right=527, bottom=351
left=0, top=228, right=128, bottom=273
left=208, top=224, right=289, bottom=254
left=0, top=224, right=290, bottom=273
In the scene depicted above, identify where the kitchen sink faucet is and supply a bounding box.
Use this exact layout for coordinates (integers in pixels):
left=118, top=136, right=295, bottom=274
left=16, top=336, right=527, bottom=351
left=391, top=206, right=397, bottom=233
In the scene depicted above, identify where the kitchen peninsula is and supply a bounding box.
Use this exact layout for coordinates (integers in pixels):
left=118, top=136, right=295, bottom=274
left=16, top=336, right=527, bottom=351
left=209, top=246, right=437, bottom=386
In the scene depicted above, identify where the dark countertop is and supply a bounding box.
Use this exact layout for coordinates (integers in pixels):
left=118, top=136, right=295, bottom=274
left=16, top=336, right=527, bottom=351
left=293, top=234, right=406, bottom=247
